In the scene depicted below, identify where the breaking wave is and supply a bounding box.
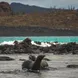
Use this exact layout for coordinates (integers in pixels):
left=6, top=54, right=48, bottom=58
left=0, top=40, right=64, bottom=47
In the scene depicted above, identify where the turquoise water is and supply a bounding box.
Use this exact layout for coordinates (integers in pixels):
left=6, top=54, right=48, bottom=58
left=0, top=36, right=78, bottom=43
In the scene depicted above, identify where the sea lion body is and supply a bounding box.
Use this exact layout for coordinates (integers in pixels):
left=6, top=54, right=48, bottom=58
left=22, top=60, right=34, bottom=70
left=41, top=60, right=48, bottom=69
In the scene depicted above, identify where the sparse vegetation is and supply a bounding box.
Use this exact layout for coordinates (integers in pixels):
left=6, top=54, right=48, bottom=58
left=0, top=10, right=78, bottom=30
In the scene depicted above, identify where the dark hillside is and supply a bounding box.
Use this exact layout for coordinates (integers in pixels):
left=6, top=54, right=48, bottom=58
left=10, top=3, right=51, bottom=13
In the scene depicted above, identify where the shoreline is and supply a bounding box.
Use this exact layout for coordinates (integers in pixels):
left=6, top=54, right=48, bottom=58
left=0, top=38, right=78, bottom=54
left=0, top=26, right=78, bottom=36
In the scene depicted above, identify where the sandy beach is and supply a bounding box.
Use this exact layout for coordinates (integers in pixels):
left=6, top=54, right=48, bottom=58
left=0, top=54, right=78, bottom=78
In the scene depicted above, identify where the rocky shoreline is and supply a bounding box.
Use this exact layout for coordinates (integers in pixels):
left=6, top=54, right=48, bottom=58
left=0, top=38, right=78, bottom=54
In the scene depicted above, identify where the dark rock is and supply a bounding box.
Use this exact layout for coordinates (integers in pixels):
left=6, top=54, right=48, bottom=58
left=67, top=64, right=78, bottom=68
left=19, top=38, right=33, bottom=53
left=0, top=56, right=14, bottom=61
left=19, top=59, right=26, bottom=61
left=34, top=41, right=41, bottom=45
left=42, top=47, right=50, bottom=53
left=0, top=2, right=12, bottom=16
left=0, top=45, right=14, bottom=54
left=14, top=41, right=19, bottom=49
left=23, top=38, right=31, bottom=45
left=32, top=49, right=41, bottom=54
left=49, top=42, right=78, bottom=55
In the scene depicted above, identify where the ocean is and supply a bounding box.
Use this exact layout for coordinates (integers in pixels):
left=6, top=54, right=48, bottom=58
left=0, top=36, right=78, bottom=44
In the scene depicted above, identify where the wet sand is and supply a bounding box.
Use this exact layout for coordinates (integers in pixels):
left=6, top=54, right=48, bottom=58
left=0, top=54, right=78, bottom=78
left=0, top=26, right=78, bottom=36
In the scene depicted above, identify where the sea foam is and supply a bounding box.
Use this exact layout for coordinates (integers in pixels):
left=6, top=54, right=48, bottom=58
left=31, top=41, right=51, bottom=47
left=0, top=40, right=52, bottom=47
left=0, top=40, right=65, bottom=47
left=0, top=40, right=22, bottom=45
left=0, top=41, right=14, bottom=45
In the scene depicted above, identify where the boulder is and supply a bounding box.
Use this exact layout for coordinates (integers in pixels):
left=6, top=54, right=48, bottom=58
left=67, top=64, right=78, bottom=68
left=0, top=56, right=14, bottom=61
left=23, top=38, right=31, bottom=45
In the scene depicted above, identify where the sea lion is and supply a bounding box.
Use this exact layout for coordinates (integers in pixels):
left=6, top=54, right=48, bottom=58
left=29, top=55, right=49, bottom=69
left=40, top=60, right=48, bottom=69
left=22, top=55, right=45, bottom=71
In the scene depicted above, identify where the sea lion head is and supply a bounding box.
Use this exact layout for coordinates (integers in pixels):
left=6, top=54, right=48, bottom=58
left=29, top=55, right=36, bottom=61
